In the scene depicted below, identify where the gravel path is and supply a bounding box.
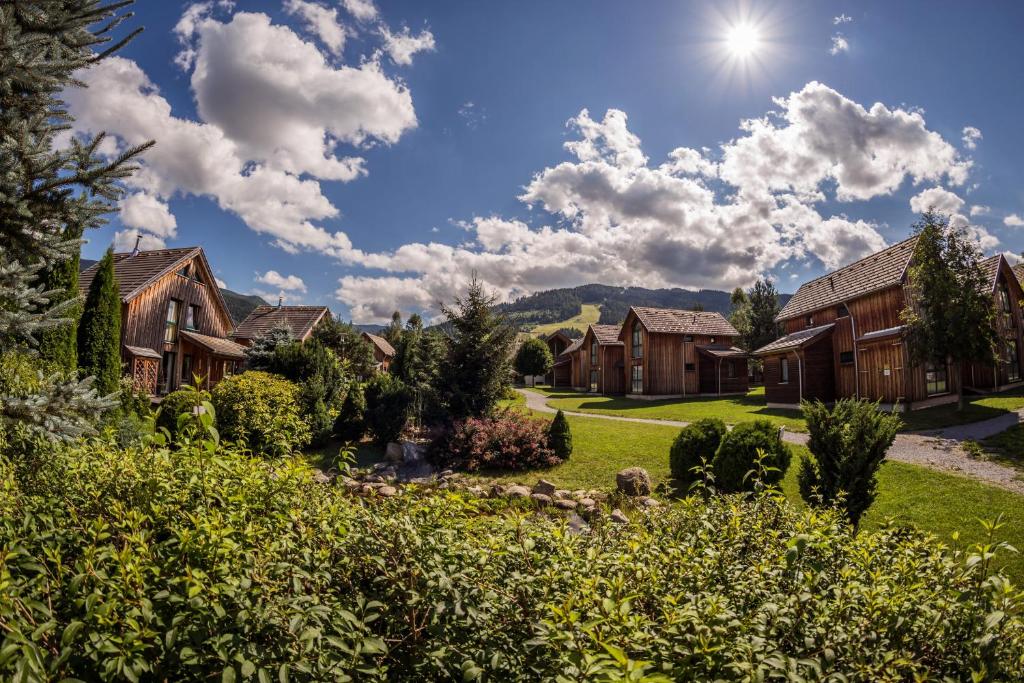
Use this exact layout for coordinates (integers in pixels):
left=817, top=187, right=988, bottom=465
left=517, top=388, right=1024, bottom=495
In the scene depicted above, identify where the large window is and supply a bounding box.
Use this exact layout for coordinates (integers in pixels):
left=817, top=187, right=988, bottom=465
left=184, top=304, right=200, bottom=331
left=631, top=321, right=643, bottom=359
left=589, top=369, right=598, bottom=392
left=181, top=354, right=193, bottom=385
left=631, top=365, right=642, bottom=393
left=1008, top=340, right=1021, bottom=382
left=164, top=300, right=181, bottom=343
left=925, top=361, right=948, bottom=396
left=590, top=338, right=598, bottom=366
left=161, top=351, right=177, bottom=394
left=780, top=357, right=789, bottom=383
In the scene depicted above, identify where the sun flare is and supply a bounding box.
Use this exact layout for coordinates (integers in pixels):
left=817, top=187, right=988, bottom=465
left=725, top=22, right=761, bottom=58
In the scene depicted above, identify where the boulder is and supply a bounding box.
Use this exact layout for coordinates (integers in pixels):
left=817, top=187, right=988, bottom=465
left=640, top=497, right=661, bottom=508
left=554, top=498, right=577, bottom=511
left=532, top=479, right=557, bottom=497
left=610, top=508, right=630, bottom=524
left=312, top=469, right=334, bottom=484
left=616, top=467, right=652, bottom=497
left=377, top=485, right=398, bottom=497
left=578, top=497, right=596, bottom=508
left=505, top=485, right=532, bottom=499
left=401, top=440, right=427, bottom=463
left=530, top=493, right=553, bottom=507
left=553, top=489, right=571, bottom=500
left=385, top=442, right=404, bottom=463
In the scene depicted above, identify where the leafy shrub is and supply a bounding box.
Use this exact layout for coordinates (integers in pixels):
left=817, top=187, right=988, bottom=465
left=799, top=398, right=901, bottom=527
left=155, top=388, right=202, bottom=441
left=334, top=385, right=367, bottom=443
left=712, top=419, right=790, bottom=492
left=514, top=336, right=553, bottom=378
left=265, top=340, right=349, bottom=446
left=431, top=410, right=561, bottom=471
left=363, top=373, right=413, bottom=444
left=547, top=409, right=572, bottom=459
left=212, top=371, right=310, bottom=455
left=3, top=436, right=1024, bottom=681
left=669, top=417, right=726, bottom=488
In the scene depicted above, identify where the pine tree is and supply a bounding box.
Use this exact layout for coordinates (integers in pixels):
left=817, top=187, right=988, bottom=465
left=312, top=314, right=378, bottom=379
left=728, top=286, right=751, bottom=349
left=245, top=325, right=294, bottom=370
left=384, top=310, right=404, bottom=347
left=437, top=275, right=517, bottom=419
left=391, top=314, right=443, bottom=426
left=0, top=1, right=149, bottom=444
left=77, top=248, right=122, bottom=396
left=744, top=279, right=781, bottom=351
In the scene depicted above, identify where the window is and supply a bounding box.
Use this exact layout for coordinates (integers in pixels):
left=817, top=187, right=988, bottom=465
left=1008, top=340, right=1021, bottom=382
left=780, top=358, right=789, bottom=383
left=590, top=338, right=598, bottom=366
left=726, top=361, right=735, bottom=378
left=631, top=321, right=643, bottom=359
left=839, top=350, right=854, bottom=365
left=181, top=354, right=193, bottom=385
left=184, top=304, right=200, bottom=330
left=836, top=304, right=849, bottom=318
left=684, top=363, right=695, bottom=372
left=925, top=361, right=948, bottom=396
left=631, top=365, right=643, bottom=393
left=164, top=300, right=181, bottom=343
left=1000, top=285, right=1012, bottom=313
left=177, top=261, right=206, bottom=285
left=161, top=351, right=177, bottom=394
left=805, top=315, right=814, bottom=328
left=590, top=370, right=598, bottom=392
left=683, top=335, right=694, bottom=342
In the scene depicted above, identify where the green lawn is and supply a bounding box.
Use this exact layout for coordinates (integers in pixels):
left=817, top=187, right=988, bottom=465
left=982, top=423, right=1024, bottom=472
left=528, top=303, right=601, bottom=337
left=901, top=386, right=1024, bottom=431
left=532, top=386, right=809, bottom=432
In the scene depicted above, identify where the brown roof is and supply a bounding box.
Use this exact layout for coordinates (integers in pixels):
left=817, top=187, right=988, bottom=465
left=124, top=344, right=162, bottom=360
left=777, top=236, right=919, bottom=322
left=589, top=324, right=624, bottom=346
left=752, top=323, right=835, bottom=356
left=543, top=331, right=573, bottom=345
left=363, top=332, right=396, bottom=357
left=232, top=305, right=330, bottom=341
left=1013, top=262, right=1024, bottom=285
left=79, top=247, right=201, bottom=302
left=560, top=338, right=584, bottom=356
left=629, top=306, right=739, bottom=337
left=697, top=345, right=748, bottom=358
left=179, top=330, right=248, bottom=360
left=979, top=254, right=1001, bottom=293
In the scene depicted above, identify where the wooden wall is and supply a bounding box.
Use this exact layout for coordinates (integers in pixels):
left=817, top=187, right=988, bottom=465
left=802, top=335, right=835, bottom=402
left=762, top=352, right=800, bottom=405
left=698, top=354, right=749, bottom=394
left=601, top=345, right=625, bottom=394
left=964, top=261, right=1024, bottom=390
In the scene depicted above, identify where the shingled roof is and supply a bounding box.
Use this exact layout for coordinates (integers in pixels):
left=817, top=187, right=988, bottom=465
left=777, top=236, right=919, bottom=323
left=79, top=247, right=201, bottom=302
left=589, top=324, right=624, bottom=346
left=363, top=332, right=396, bottom=357
left=1014, top=262, right=1024, bottom=286
left=232, top=305, right=330, bottom=342
left=629, top=306, right=739, bottom=337
left=752, top=323, right=835, bottom=356
left=979, top=254, right=1002, bottom=292
left=560, top=338, right=584, bottom=357
left=179, top=330, right=248, bottom=360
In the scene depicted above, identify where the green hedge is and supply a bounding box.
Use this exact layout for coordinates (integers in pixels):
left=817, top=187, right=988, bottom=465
left=211, top=370, right=310, bottom=456
left=2, top=435, right=1023, bottom=680
left=712, top=419, right=791, bottom=492
left=669, top=417, right=726, bottom=488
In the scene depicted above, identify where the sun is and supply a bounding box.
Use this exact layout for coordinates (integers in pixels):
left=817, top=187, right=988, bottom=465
left=724, top=22, right=761, bottom=58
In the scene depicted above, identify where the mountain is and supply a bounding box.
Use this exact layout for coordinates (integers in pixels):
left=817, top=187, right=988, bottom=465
left=496, top=283, right=793, bottom=330
left=78, top=258, right=266, bottom=324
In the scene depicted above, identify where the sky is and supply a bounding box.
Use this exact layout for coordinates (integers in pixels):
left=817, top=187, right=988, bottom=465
left=72, top=0, right=1024, bottom=323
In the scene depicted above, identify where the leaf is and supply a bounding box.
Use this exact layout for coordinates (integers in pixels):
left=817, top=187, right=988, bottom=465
left=222, top=666, right=236, bottom=683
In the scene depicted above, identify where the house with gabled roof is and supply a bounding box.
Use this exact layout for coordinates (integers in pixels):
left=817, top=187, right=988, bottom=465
left=542, top=331, right=574, bottom=385
left=619, top=306, right=748, bottom=397
left=232, top=303, right=330, bottom=345
left=554, top=337, right=585, bottom=389
left=579, top=324, right=625, bottom=394
left=963, top=254, right=1024, bottom=392
left=362, top=332, right=396, bottom=372
left=79, top=245, right=247, bottom=396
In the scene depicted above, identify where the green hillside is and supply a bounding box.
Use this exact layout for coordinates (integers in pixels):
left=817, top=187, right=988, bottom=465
left=529, top=303, right=601, bottom=336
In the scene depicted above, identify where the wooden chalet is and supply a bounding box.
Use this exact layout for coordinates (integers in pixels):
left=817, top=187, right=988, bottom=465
left=232, top=304, right=330, bottom=345
left=962, top=254, right=1024, bottom=392
left=362, top=332, right=396, bottom=372
left=752, top=236, right=1023, bottom=409
left=543, top=331, right=573, bottom=385
left=555, top=337, right=584, bottom=389
left=619, top=307, right=748, bottom=398
left=79, top=246, right=247, bottom=396
left=578, top=324, right=625, bottom=394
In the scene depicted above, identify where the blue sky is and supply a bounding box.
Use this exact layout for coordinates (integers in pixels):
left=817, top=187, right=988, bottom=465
left=75, top=1, right=1024, bottom=322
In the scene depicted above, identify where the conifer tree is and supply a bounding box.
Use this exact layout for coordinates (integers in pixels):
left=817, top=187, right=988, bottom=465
left=36, top=228, right=82, bottom=372
left=0, top=1, right=149, bottom=443
left=744, top=279, right=781, bottom=351
left=77, top=248, right=122, bottom=396
left=312, top=314, right=378, bottom=379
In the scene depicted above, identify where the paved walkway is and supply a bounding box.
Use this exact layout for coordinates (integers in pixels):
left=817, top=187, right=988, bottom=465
left=517, top=388, right=1024, bottom=495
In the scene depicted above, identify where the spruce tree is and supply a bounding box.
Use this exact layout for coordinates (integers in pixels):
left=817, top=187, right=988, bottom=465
left=36, top=227, right=82, bottom=372
left=744, top=279, right=781, bottom=351
left=547, top=409, right=573, bottom=460
left=0, top=1, right=149, bottom=444
left=77, top=248, right=122, bottom=396
left=312, top=314, right=378, bottom=379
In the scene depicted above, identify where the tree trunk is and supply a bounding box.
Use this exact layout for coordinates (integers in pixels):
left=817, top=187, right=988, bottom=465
left=954, top=358, right=964, bottom=411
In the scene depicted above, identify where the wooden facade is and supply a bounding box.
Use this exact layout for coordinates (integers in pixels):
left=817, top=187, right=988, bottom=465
left=544, top=332, right=572, bottom=385
left=578, top=325, right=625, bottom=394
left=963, top=256, right=1024, bottom=392
left=362, top=332, right=395, bottom=373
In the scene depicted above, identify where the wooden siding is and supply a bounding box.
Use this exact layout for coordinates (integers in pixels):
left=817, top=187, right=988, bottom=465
left=763, top=352, right=800, bottom=405
left=964, top=260, right=1024, bottom=391
left=698, top=353, right=749, bottom=394
left=601, top=345, right=625, bottom=394
left=802, top=334, right=835, bottom=402
left=552, top=362, right=571, bottom=387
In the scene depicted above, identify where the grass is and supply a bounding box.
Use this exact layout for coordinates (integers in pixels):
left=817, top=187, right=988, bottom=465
left=982, top=423, right=1024, bottom=472
left=530, top=386, right=809, bottom=432
left=528, top=303, right=601, bottom=337
left=900, top=385, right=1024, bottom=431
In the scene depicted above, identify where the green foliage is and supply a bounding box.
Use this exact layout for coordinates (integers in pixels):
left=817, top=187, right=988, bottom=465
left=547, top=409, right=573, bottom=460
left=743, top=278, right=781, bottom=351
left=4, top=438, right=1024, bottom=680
left=334, top=384, right=367, bottom=443
left=551, top=326, right=584, bottom=339
left=266, top=339, right=349, bottom=445
left=437, top=275, right=517, bottom=419
left=244, top=324, right=294, bottom=370
left=712, top=419, right=790, bottom=492
left=312, top=314, right=378, bottom=378
left=798, top=399, right=901, bottom=528
left=212, top=371, right=310, bottom=456
left=76, top=248, right=121, bottom=396
left=514, top=336, right=554, bottom=378
left=903, top=212, right=998, bottom=409
left=35, top=229, right=81, bottom=372
left=669, top=417, right=726, bottom=488
left=363, top=373, right=413, bottom=444
left=390, top=314, right=444, bottom=426
left=156, top=388, right=210, bottom=442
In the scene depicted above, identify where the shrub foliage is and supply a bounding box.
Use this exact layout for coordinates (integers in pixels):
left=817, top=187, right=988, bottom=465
left=334, top=384, right=367, bottom=443
left=547, top=409, right=572, bottom=460
left=669, top=417, right=726, bottom=488
left=712, top=419, right=790, bottom=492
left=363, top=373, right=413, bottom=444
left=211, top=370, right=310, bottom=455
left=431, top=410, right=562, bottom=471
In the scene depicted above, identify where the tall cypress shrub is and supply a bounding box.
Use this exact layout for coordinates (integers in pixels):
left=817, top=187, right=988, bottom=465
left=36, top=227, right=82, bottom=372
left=77, top=248, right=121, bottom=396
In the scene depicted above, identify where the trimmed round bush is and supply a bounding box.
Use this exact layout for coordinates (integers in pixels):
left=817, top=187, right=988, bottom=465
left=547, top=409, right=572, bottom=460
left=212, top=371, right=310, bottom=456
left=334, top=385, right=367, bottom=443
left=669, top=417, right=726, bottom=488
left=155, top=389, right=201, bottom=441
left=712, top=419, right=790, bottom=492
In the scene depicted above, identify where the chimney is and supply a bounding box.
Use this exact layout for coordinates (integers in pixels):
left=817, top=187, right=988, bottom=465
left=130, top=233, right=142, bottom=257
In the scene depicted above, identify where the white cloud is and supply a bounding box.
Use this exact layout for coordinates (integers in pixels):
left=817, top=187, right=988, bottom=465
left=961, top=125, right=982, bottom=150
left=113, top=230, right=168, bottom=252
left=120, top=192, right=178, bottom=238
left=829, top=33, right=849, bottom=55
left=834, top=14, right=852, bottom=24
left=341, top=0, right=377, bottom=22
left=909, top=187, right=964, bottom=215
left=215, top=277, right=228, bottom=288
left=380, top=25, right=435, bottom=66
left=284, top=0, right=346, bottom=55
left=1005, top=214, right=1024, bottom=227
left=256, top=270, right=307, bottom=292
left=970, top=204, right=991, bottom=216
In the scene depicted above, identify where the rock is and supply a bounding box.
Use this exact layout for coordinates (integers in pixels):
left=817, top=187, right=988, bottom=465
left=610, top=508, right=629, bottom=524
left=440, top=469, right=455, bottom=479
left=578, top=497, right=596, bottom=508
left=553, top=489, right=571, bottom=500
left=377, top=485, right=398, bottom=497
left=365, top=474, right=385, bottom=484
left=572, top=489, right=588, bottom=498
left=401, top=441, right=427, bottom=463
left=567, top=513, right=590, bottom=535
left=312, top=469, right=334, bottom=484
left=506, top=485, right=531, bottom=499
left=588, top=490, right=609, bottom=502
left=616, top=467, right=652, bottom=497
left=554, top=498, right=577, bottom=510
left=465, top=485, right=486, bottom=497
left=532, top=479, right=557, bottom=497
left=640, top=497, right=661, bottom=508
left=385, top=442, right=404, bottom=463
left=530, top=493, right=553, bottom=507
left=489, top=484, right=507, bottom=498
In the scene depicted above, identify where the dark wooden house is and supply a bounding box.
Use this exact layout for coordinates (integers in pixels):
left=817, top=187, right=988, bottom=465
left=232, top=304, right=330, bottom=345
left=79, top=246, right=247, bottom=396
left=554, top=337, right=584, bottom=389
left=752, top=236, right=1019, bottom=409
left=543, top=331, right=573, bottom=385
left=362, top=332, right=396, bottom=372
left=619, top=307, right=747, bottom=397
left=578, top=324, right=625, bottom=394
left=962, top=254, right=1024, bottom=392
